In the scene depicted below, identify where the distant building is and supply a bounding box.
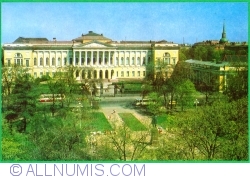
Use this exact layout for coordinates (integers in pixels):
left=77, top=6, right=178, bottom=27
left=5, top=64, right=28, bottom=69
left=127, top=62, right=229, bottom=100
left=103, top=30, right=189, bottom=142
left=2, top=31, right=179, bottom=81
left=192, top=21, right=248, bottom=52
left=185, top=54, right=247, bottom=92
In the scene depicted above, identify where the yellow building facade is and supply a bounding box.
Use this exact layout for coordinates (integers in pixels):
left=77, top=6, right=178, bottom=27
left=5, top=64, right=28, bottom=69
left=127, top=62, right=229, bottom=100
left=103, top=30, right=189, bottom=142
left=2, top=31, right=179, bottom=81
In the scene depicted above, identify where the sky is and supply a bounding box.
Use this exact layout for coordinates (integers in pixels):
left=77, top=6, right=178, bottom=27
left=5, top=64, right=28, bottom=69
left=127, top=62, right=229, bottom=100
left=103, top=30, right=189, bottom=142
left=1, top=2, right=248, bottom=45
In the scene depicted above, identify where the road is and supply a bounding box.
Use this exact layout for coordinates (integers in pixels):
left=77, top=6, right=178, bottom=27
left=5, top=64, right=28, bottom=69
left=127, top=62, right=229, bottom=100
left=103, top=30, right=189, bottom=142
left=99, top=94, right=140, bottom=107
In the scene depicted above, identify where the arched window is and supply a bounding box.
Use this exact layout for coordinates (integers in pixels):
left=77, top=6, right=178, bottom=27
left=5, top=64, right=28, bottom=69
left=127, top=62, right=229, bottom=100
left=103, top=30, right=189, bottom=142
left=163, top=53, right=170, bottom=64
left=46, top=57, right=49, bottom=66
left=58, top=57, right=61, bottom=66
left=14, top=53, right=23, bottom=66
left=137, top=57, right=140, bottom=65
left=40, top=57, right=43, bottom=66
left=126, top=57, right=129, bottom=65
left=132, top=57, right=135, bottom=65
left=33, top=58, right=37, bottom=66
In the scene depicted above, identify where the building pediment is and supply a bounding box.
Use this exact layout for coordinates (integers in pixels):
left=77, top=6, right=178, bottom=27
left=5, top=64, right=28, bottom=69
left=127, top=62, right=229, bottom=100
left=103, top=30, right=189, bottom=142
left=84, top=42, right=108, bottom=48
left=73, top=41, right=114, bottom=49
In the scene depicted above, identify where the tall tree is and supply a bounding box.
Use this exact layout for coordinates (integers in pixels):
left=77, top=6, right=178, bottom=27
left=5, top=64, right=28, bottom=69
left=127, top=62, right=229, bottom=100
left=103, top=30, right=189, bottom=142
left=175, top=79, right=197, bottom=111
left=5, top=68, right=39, bottom=133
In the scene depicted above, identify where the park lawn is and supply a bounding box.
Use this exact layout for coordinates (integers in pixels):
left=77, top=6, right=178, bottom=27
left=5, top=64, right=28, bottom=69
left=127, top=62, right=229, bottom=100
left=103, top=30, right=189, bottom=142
left=118, top=113, right=147, bottom=131
left=83, top=112, right=113, bottom=132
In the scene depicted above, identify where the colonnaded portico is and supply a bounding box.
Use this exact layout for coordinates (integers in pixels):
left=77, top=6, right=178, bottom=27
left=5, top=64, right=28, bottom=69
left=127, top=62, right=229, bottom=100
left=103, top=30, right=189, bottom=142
left=2, top=31, right=180, bottom=81
left=71, top=50, right=150, bottom=67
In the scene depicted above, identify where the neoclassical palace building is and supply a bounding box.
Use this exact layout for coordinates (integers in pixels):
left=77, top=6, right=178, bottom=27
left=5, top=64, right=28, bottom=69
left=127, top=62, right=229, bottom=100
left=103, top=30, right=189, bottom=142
left=2, top=31, right=179, bottom=81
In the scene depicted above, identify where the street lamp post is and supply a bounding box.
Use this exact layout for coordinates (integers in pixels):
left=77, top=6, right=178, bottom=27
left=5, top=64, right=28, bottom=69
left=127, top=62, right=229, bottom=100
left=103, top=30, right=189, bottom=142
left=194, top=99, right=199, bottom=109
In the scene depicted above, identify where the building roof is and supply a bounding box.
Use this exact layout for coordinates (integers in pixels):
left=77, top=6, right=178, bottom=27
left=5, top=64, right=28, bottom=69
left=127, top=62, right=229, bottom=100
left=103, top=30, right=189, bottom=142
left=185, top=59, right=228, bottom=67
left=13, top=37, right=49, bottom=44
left=72, top=31, right=112, bottom=42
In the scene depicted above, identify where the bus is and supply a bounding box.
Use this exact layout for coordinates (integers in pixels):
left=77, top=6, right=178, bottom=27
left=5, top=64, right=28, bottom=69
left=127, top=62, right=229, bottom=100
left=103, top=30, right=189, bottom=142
left=39, top=94, right=65, bottom=102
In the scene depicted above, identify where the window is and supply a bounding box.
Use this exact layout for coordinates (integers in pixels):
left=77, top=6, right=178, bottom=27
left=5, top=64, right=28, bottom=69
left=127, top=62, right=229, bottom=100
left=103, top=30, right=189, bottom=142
left=132, top=71, right=135, bottom=77
left=16, top=59, right=22, bottom=66
left=164, top=53, right=170, bottom=64
left=137, top=71, right=141, bottom=77
left=142, top=57, right=146, bottom=65
left=110, top=58, right=113, bottom=65
left=34, top=58, right=37, bottom=66
left=58, top=58, right=61, bottom=66
left=127, top=71, right=129, bottom=77
left=132, top=57, right=135, bottom=65
left=46, top=57, right=49, bottom=66
left=25, top=59, right=29, bottom=67
left=137, top=57, right=140, bottom=65
left=52, top=58, right=55, bottom=66
left=121, top=57, right=124, bottom=65
left=40, top=72, right=43, bottom=77
left=173, top=58, right=176, bottom=65
left=64, top=57, right=67, bottom=65
left=81, top=58, right=84, bottom=65
left=7, top=59, right=11, bottom=66
left=40, top=57, right=43, bottom=66
left=14, top=53, right=23, bottom=66
left=121, top=71, right=124, bottom=77
left=76, top=58, right=79, bottom=65
left=34, top=72, right=37, bottom=78
left=143, top=71, right=146, bottom=76
left=126, top=57, right=129, bottom=65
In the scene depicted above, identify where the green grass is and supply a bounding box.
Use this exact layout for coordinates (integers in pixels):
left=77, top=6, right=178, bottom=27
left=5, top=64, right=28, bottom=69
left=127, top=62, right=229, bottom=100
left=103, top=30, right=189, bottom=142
left=82, top=112, right=113, bottom=132
left=118, top=113, right=147, bottom=131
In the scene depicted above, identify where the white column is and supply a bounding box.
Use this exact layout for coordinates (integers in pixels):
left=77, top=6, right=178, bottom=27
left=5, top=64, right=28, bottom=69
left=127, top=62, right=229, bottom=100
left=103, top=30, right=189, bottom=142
left=118, top=51, right=120, bottom=66
left=114, top=51, right=117, bottom=66
left=108, top=51, right=110, bottom=66
left=79, top=51, right=82, bottom=66
left=140, top=51, right=142, bottom=65
left=96, top=69, right=99, bottom=79
left=135, top=51, right=137, bottom=66
left=67, top=51, right=69, bottom=66
left=129, top=51, right=131, bottom=66
left=102, top=51, right=105, bottom=65
left=49, top=51, right=51, bottom=67
left=56, top=51, right=58, bottom=67
left=91, top=51, right=93, bottom=66
left=85, top=51, right=87, bottom=66
left=97, top=51, right=99, bottom=66
left=43, top=51, right=45, bottom=67
left=73, top=51, right=76, bottom=66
